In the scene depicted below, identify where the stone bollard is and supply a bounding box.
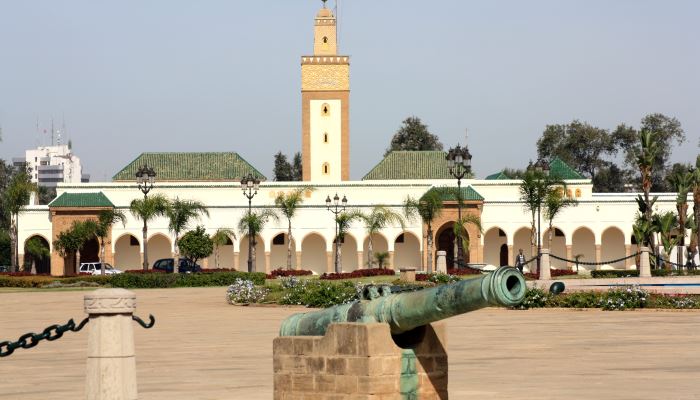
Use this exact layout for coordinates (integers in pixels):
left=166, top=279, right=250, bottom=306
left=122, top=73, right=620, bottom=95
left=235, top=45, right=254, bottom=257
left=539, top=249, right=551, bottom=280
left=436, top=251, right=447, bottom=274
left=273, top=322, right=448, bottom=399
left=84, top=288, right=138, bottom=400
left=639, top=246, right=651, bottom=278
left=399, top=267, right=416, bottom=282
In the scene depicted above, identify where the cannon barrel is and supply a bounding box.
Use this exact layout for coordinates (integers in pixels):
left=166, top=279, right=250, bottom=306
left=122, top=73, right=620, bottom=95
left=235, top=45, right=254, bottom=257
left=280, top=266, right=525, bottom=337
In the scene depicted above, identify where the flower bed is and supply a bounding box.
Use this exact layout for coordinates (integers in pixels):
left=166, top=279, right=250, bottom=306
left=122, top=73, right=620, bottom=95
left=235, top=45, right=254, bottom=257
left=320, top=268, right=395, bottom=280
left=276, top=276, right=360, bottom=307
left=517, top=286, right=700, bottom=310
left=226, top=278, right=270, bottom=304
left=110, top=271, right=266, bottom=288
left=524, top=268, right=579, bottom=279
left=266, top=268, right=314, bottom=279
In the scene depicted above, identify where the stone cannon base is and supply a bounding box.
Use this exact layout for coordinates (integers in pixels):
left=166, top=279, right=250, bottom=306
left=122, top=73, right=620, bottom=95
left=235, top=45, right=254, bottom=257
left=273, top=322, right=448, bottom=399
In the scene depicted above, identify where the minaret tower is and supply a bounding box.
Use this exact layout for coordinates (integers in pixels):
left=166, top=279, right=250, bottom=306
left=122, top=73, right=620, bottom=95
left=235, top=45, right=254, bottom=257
left=301, top=1, right=350, bottom=181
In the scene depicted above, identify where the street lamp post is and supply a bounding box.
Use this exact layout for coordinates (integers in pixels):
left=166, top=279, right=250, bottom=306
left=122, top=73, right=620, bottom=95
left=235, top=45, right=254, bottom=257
left=528, top=159, right=550, bottom=276
left=241, top=173, right=260, bottom=273
left=326, top=193, right=347, bottom=274
left=135, top=164, right=156, bottom=270
left=446, top=144, right=472, bottom=267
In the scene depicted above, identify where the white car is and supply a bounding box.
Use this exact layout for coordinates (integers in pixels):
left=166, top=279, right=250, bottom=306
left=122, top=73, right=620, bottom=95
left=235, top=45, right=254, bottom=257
left=79, top=262, right=123, bottom=275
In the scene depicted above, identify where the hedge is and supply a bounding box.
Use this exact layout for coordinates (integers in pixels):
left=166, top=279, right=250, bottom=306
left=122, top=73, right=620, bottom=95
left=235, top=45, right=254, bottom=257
left=590, top=270, right=640, bottom=278
left=0, top=275, right=112, bottom=288
left=320, top=268, right=395, bottom=280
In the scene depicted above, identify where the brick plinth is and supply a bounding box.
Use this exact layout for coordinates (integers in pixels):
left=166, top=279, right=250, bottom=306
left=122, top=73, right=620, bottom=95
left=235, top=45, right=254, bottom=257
left=273, top=322, right=448, bottom=399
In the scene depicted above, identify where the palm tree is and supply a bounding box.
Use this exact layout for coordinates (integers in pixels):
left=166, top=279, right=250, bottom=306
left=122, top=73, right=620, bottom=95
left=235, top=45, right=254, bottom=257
left=334, top=210, right=362, bottom=273
left=452, top=214, right=483, bottom=265
left=403, top=189, right=445, bottom=273
left=129, top=194, right=169, bottom=270
left=632, top=215, right=653, bottom=267
left=358, top=206, right=405, bottom=268
left=690, top=155, right=700, bottom=264
left=275, top=187, right=313, bottom=270
left=636, top=130, right=659, bottom=247
left=53, top=219, right=98, bottom=275
left=211, top=228, right=236, bottom=269
left=166, top=197, right=210, bottom=267
left=519, top=170, right=547, bottom=256
left=667, top=169, right=693, bottom=266
left=24, top=236, right=50, bottom=274
left=544, top=188, right=577, bottom=248
left=95, top=209, right=127, bottom=275
left=237, top=209, right=279, bottom=272
left=653, top=211, right=679, bottom=270
left=3, top=171, right=36, bottom=272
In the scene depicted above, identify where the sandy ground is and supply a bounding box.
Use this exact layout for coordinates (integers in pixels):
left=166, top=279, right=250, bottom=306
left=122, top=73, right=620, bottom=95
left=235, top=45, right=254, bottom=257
left=1, top=287, right=699, bottom=399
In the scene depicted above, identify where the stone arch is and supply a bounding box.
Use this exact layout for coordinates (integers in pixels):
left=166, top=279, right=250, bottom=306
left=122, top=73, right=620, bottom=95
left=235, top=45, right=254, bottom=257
left=339, top=233, right=359, bottom=271
left=207, top=232, right=235, bottom=269
left=572, top=227, right=596, bottom=271
left=513, top=227, right=534, bottom=260
left=483, top=227, right=507, bottom=267
left=301, top=233, right=327, bottom=274
left=269, top=233, right=297, bottom=271
left=114, top=234, right=141, bottom=270
left=362, top=233, right=389, bottom=268
left=147, top=234, right=172, bottom=267
left=23, top=235, right=51, bottom=274
left=435, top=222, right=470, bottom=267
left=543, top=227, right=567, bottom=269
left=393, top=232, right=421, bottom=269
left=240, top=234, right=265, bottom=272
left=601, top=226, right=627, bottom=269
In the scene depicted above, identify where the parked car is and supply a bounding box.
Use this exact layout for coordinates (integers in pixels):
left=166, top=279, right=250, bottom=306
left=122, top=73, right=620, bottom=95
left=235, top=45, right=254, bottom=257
left=79, top=262, right=123, bottom=275
left=151, top=258, right=202, bottom=273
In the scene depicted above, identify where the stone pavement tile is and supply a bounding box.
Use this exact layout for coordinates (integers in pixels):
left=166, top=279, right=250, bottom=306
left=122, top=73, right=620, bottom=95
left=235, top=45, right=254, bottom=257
left=1, top=288, right=699, bottom=399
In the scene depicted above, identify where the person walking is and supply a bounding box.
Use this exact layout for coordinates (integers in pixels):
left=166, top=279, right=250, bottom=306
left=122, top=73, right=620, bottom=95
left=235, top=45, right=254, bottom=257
left=515, top=248, right=526, bottom=273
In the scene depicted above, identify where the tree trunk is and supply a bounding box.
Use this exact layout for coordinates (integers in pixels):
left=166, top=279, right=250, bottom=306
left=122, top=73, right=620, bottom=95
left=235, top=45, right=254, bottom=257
left=426, top=225, right=433, bottom=274
left=76, top=249, right=81, bottom=276
left=251, top=236, right=257, bottom=273
left=367, top=235, right=374, bottom=268
left=10, top=213, right=18, bottom=273
left=548, top=223, right=554, bottom=249
left=215, top=246, right=220, bottom=269
left=100, top=237, right=106, bottom=276
left=287, top=220, right=293, bottom=270
left=142, top=222, right=148, bottom=270
left=173, top=230, right=180, bottom=273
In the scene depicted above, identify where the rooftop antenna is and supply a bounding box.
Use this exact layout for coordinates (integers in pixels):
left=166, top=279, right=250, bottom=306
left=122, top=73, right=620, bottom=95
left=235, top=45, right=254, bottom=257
left=51, top=118, right=55, bottom=146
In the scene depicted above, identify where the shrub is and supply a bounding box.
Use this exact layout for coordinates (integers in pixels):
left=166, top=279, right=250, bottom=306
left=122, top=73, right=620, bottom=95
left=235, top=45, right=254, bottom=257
left=591, top=270, right=640, bottom=278
left=226, top=279, right=269, bottom=304
left=598, top=286, right=648, bottom=310
left=278, top=278, right=360, bottom=307
left=109, top=271, right=266, bottom=289
left=415, top=272, right=459, bottom=284
left=124, top=269, right=166, bottom=274
left=447, top=267, right=482, bottom=275
left=548, top=291, right=600, bottom=308
left=515, top=287, right=549, bottom=309
left=649, top=294, right=700, bottom=309
left=320, top=268, right=395, bottom=280
left=266, top=268, right=313, bottom=279
left=524, top=268, right=579, bottom=279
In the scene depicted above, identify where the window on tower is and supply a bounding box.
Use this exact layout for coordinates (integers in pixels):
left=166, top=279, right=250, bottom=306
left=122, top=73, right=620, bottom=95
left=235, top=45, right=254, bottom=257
left=323, top=36, right=328, bottom=44
left=323, top=133, right=328, bottom=143
left=322, top=163, right=330, bottom=175
left=321, top=103, right=330, bottom=116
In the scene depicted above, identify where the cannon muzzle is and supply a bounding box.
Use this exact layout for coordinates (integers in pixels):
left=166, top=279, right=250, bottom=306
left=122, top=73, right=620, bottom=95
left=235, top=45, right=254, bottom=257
left=280, top=266, right=525, bottom=337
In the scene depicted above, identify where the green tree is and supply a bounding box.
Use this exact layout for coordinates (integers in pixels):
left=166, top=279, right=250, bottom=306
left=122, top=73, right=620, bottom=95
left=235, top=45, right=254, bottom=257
left=275, top=187, right=313, bottom=270
left=129, top=194, right=170, bottom=270
left=166, top=197, right=209, bottom=268
left=237, top=209, right=279, bottom=272
left=3, top=171, right=37, bottom=272
left=273, top=152, right=294, bottom=181
left=691, top=155, right=700, bottom=262
left=543, top=188, right=577, bottom=248
left=95, top=209, right=127, bottom=275
left=385, top=116, right=443, bottom=157
left=211, top=228, right=236, bottom=269
left=53, top=219, right=98, bottom=274
left=591, top=163, right=626, bottom=193
left=178, top=226, right=214, bottom=265
left=452, top=214, right=483, bottom=264
left=403, top=189, right=446, bottom=273
left=635, top=130, right=660, bottom=249
left=37, top=186, right=57, bottom=205
left=333, top=210, right=362, bottom=273
left=667, top=167, right=693, bottom=266
left=374, top=251, right=390, bottom=269
left=537, top=120, right=617, bottom=185
left=292, top=152, right=303, bottom=181
left=24, top=236, right=50, bottom=273
left=653, top=211, right=679, bottom=269
left=358, top=206, right=405, bottom=268
left=614, top=113, right=686, bottom=191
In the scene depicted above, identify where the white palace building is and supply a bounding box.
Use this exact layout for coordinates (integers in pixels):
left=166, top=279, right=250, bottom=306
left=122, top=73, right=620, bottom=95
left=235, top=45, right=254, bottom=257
left=17, top=5, right=690, bottom=276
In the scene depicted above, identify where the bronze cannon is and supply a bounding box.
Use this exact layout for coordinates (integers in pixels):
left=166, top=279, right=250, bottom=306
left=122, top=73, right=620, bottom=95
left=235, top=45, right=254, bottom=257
left=279, top=266, right=526, bottom=337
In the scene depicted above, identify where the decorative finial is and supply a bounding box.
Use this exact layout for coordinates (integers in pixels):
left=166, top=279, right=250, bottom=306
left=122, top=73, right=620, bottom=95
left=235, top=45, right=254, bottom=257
left=322, top=0, right=327, bottom=8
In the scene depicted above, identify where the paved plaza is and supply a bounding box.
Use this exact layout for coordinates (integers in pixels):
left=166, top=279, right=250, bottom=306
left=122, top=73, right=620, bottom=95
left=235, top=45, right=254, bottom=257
left=1, top=287, right=699, bottom=399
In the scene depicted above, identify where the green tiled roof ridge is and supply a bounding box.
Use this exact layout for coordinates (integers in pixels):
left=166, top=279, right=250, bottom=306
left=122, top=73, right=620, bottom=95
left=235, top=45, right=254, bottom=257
left=549, top=157, right=585, bottom=180
left=485, top=171, right=510, bottom=180
left=424, top=185, right=484, bottom=201
left=362, top=151, right=455, bottom=180
left=112, top=152, right=266, bottom=182
left=49, top=192, right=114, bottom=208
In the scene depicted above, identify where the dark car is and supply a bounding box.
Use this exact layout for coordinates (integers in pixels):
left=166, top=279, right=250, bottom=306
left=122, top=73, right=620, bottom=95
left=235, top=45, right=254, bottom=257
left=152, top=258, right=202, bottom=273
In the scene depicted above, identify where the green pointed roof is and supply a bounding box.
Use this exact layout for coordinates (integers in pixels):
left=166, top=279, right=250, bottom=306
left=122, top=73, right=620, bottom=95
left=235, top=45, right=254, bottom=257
left=362, top=151, right=459, bottom=180
left=424, top=186, right=484, bottom=202
left=49, top=192, right=114, bottom=208
left=485, top=171, right=511, bottom=180
left=549, top=157, right=585, bottom=180
left=112, top=152, right=266, bottom=182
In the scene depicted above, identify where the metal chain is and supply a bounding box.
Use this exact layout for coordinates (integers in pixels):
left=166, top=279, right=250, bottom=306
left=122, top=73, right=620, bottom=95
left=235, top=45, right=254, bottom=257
left=548, top=252, right=639, bottom=266
left=0, top=317, right=89, bottom=358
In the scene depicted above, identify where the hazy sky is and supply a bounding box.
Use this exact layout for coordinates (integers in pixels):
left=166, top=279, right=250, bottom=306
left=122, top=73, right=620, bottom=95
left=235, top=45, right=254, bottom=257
left=1, top=0, right=698, bottom=181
